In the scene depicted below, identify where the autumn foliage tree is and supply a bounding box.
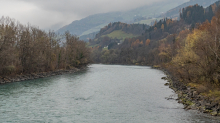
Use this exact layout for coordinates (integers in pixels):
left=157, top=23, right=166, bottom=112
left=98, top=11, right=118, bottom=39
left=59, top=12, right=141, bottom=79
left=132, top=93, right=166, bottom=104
left=168, top=10, right=220, bottom=85
left=0, top=16, right=90, bottom=76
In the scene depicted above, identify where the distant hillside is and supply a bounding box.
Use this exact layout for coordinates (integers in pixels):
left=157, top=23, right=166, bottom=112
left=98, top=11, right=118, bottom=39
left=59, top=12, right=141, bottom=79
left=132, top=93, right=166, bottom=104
left=160, top=0, right=219, bottom=18
left=89, top=22, right=149, bottom=48
left=58, top=12, right=122, bottom=36
left=79, top=31, right=98, bottom=42
left=57, top=0, right=187, bottom=40
left=95, top=22, right=148, bottom=38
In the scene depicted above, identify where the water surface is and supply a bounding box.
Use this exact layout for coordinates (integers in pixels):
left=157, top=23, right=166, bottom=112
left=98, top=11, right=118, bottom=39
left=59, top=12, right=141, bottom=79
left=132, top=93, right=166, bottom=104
left=0, top=64, right=219, bottom=122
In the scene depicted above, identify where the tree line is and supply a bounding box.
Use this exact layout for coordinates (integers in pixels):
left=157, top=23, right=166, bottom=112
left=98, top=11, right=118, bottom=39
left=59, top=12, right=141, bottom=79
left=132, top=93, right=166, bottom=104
left=0, top=17, right=90, bottom=76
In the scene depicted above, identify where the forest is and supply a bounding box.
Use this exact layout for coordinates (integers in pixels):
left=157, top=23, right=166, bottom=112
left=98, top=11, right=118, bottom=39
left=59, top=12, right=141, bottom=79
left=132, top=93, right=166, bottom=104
left=0, top=17, right=90, bottom=76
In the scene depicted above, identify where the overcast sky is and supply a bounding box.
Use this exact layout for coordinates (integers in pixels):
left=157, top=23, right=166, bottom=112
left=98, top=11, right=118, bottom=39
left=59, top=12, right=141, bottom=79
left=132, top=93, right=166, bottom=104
left=0, top=0, right=181, bottom=30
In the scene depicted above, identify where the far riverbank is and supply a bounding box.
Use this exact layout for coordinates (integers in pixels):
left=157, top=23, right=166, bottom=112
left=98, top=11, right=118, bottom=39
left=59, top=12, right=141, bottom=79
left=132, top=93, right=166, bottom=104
left=0, top=66, right=88, bottom=85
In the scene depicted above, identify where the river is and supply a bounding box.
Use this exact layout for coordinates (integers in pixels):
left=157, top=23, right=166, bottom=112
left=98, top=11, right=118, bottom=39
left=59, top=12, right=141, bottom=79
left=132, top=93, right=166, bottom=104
left=0, top=64, right=219, bottom=122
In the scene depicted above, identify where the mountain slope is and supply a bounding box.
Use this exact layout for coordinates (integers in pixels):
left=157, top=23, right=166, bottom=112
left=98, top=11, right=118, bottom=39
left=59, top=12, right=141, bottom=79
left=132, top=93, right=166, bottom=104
left=57, top=0, right=187, bottom=38
left=88, top=22, right=149, bottom=48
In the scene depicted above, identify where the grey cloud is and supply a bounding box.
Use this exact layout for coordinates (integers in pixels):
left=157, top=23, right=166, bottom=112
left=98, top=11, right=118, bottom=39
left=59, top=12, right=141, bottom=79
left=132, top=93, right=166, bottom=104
left=18, top=0, right=167, bottom=18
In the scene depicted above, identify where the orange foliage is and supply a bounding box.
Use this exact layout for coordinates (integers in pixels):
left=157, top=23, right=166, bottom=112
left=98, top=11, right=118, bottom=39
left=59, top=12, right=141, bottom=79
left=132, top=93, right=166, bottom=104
left=131, top=39, right=144, bottom=47
left=166, top=19, right=172, bottom=26
left=145, top=39, right=151, bottom=46
left=199, top=20, right=210, bottom=31
left=161, top=24, right=164, bottom=30
left=212, top=3, right=217, bottom=12
left=153, top=21, right=157, bottom=26
left=140, top=41, right=144, bottom=45
left=211, top=16, right=217, bottom=26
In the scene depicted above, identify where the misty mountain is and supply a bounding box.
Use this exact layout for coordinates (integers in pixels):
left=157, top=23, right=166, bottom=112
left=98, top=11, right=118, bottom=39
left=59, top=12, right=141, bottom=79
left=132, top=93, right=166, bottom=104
left=57, top=0, right=187, bottom=39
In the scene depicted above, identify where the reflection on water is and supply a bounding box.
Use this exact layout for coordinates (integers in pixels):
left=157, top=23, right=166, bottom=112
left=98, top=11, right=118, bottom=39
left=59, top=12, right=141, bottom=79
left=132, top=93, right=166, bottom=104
left=0, top=64, right=219, bottom=123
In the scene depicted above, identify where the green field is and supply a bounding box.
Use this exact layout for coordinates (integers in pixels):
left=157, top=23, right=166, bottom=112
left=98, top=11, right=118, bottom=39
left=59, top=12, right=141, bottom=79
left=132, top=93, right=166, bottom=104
left=80, top=23, right=109, bottom=36
left=101, top=30, right=138, bottom=40
left=135, top=18, right=163, bottom=25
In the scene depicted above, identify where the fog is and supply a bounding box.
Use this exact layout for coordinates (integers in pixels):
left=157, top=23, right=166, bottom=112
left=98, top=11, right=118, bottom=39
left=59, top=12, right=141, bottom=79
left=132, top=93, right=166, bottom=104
left=0, top=0, right=188, bottom=30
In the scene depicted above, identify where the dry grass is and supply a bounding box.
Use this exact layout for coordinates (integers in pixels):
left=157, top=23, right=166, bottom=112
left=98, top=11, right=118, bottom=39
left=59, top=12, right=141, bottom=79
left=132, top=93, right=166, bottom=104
left=188, top=83, right=208, bottom=93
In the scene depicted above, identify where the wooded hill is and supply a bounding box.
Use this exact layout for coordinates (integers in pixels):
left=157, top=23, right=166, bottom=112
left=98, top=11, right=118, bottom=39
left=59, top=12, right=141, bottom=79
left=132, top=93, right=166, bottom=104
left=95, top=22, right=148, bottom=38
left=89, top=22, right=149, bottom=49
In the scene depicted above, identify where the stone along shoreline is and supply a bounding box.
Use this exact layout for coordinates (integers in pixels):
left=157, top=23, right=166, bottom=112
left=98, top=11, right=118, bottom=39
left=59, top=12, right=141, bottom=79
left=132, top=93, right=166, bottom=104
left=0, top=67, right=87, bottom=84
left=162, top=70, right=220, bottom=116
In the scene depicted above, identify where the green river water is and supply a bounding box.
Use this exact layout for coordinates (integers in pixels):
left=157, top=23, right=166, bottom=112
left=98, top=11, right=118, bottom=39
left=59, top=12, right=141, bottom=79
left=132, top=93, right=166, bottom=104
left=0, top=64, right=219, bottom=123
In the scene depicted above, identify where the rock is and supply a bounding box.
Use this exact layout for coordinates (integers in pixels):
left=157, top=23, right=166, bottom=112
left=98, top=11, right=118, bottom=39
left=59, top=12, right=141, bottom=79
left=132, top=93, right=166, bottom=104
left=39, top=76, right=44, bottom=78
left=193, top=91, right=198, bottom=97
left=178, top=100, right=182, bottom=103
left=185, top=106, right=191, bottom=110
left=216, top=105, right=220, bottom=111
left=203, top=110, right=210, bottom=113
left=195, top=103, right=201, bottom=107
left=161, top=77, right=167, bottom=80
left=191, top=105, right=197, bottom=110
left=199, top=106, right=206, bottom=112
left=164, top=83, right=169, bottom=86
left=211, top=102, right=218, bottom=107
left=0, top=81, right=5, bottom=84
left=211, top=111, right=218, bottom=116
left=5, top=81, right=11, bottom=83
left=205, top=104, right=212, bottom=110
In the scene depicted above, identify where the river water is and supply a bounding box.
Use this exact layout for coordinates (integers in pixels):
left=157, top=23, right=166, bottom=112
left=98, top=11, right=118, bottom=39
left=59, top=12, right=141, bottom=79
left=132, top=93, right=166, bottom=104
left=0, top=64, right=219, bottom=123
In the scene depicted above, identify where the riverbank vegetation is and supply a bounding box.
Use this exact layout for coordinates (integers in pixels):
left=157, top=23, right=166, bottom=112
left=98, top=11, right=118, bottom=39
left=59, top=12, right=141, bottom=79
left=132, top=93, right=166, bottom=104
left=0, top=17, right=90, bottom=76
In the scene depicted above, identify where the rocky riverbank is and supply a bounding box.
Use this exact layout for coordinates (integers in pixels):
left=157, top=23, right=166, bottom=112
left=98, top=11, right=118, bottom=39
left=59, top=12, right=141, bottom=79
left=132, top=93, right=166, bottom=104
left=0, top=66, right=87, bottom=84
left=161, top=69, right=220, bottom=117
